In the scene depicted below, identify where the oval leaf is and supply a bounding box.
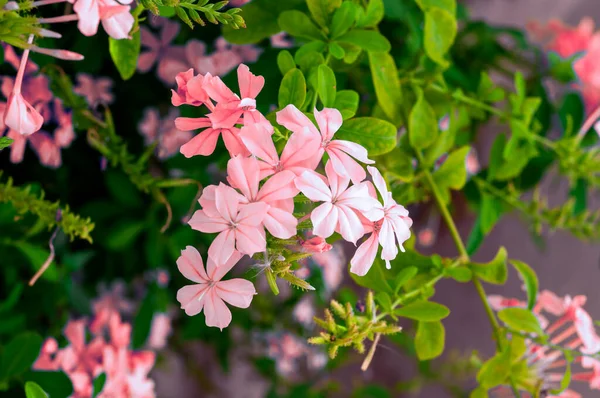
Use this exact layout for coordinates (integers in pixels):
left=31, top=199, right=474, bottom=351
left=278, top=68, right=307, bottom=109
left=336, top=117, right=397, bottom=156
left=423, top=7, right=457, bottom=66
left=368, top=51, right=403, bottom=126
left=277, top=50, right=296, bottom=75
left=498, top=307, right=544, bottom=336
left=415, top=320, right=445, bottom=360
left=510, top=260, right=538, bottom=311
left=393, top=266, right=418, bottom=295
left=476, top=348, right=511, bottom=388
left=334, top=89, right=359, bottom=119
left=395, top=301, right=450, bottom=321
left=0, top=332, right=43, bottom=380
left=337, top=29, right=391, bottom=52
left=109, top=31, right=141, bottom=81
left=317, top=64, right=336, bottom=107
left=409, top=90, right=438, bottom=149
left=470, top=247, right=508, bottom=285
left=279, top=10, right=324, bottom=41
left=330, top=1, right=357, bottom=38
left=25, top=382, right=48, bottom=398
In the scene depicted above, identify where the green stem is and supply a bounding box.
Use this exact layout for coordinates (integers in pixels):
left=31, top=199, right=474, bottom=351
left=473, top=277, right=502, bottom=350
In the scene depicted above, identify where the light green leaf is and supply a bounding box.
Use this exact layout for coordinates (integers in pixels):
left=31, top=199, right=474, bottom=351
left=433, top=146, right=470, bottom=191
left=336, top=117, right=397, bottom=156
left=330, top=1, right=357, bottom=38
left=329, top=42, right=346, bottom=59
left=470, top=247, right=508, bottom=285
left=498, top=307, right=545, bottom=335
left=409, top=90, right=438, bottom=149
left=395, top=301, right=450, bottom=321
left=0, top=137, right=13, bottom=150
left=480, top=193, right=503, bottom=235
left=0, top=332, right=43, bottom=380
left=510, top=260, right=538, bottom=311
left=279, top=10, right=324, bottom=41
left=356, top=0, right=384, bottom=28
left=317, top=64, right=336, bottom=107
left=306, top=0, right=341, bottom=28
left=278, top=68, right=307, bottom=109
left=277, top=50, right=296, bottom=75
left=446, top=266, right=472, bottom=282
left=109, top=31, right=141, bottom=81
left=350, top=258, right=394, bottom=295
left=368, top=51, right=403, bottom=126
left=334, top=90, right=359, bottom=119
left=549, top=360, right=571, bottom=395
left=337, top=29, right=391, bottom=52
left=376, top=292, right=393, bottom=312
left=415, top=321, right=445, bottom=360
left=415, top=0, right=456, bottom=13
left=469, top=386, right=489, bottom=398
left=25, top=382, right=48, bottom=398
left=393, top=266, right=418, bottom=295
left=423, top=7, right=457, bottom=66
left=223, top=0, right=304, bottom=44
left=477, top=348, right=511, bottom=388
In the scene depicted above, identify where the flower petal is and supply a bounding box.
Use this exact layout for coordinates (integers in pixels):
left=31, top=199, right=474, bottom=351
left=227, top=155, right=260, bottom=200
left=350, top=233, right=379, bottom=276
left=180, top=127, right=220, bottom=157
left=208, top=229, right=235, bottom=266
left=311, top=202, right=338, bottom=238
left=176, top=246, right=208, bottom=283
left=188, top=209, right=229, bottom=233
left=234, top=225, right=266, bottom=256
left=215, top=279, right=256, bottom=308
left=314, top=107, right=343, bottom=142
left=295, top=170, right=332, bottom=202
left=215, top=183, right=240, bottom=223
left=203, top=289, right=232, bottom=330
left=263, top=206, right=298, bottom=239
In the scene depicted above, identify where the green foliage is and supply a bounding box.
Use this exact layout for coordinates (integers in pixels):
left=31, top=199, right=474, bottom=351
left=336, top=117, right=397, bottom=156
left=24, top=382, right=48, bottom=398
left=394, top=301, right=450, bottom=322
left=414, top=320, right=445, bottom=360
left=510, top=260, right=538, bottom=311
left=409, top=90, right=438, bottom=150
left=279, top=68, right=307, bottom=109
left=470, top=247, right=508, bottom=285
left=498, top=307, right=545, bottom=336
left=0, top=332, right=43, bottom=388
left=168, top=0, right=246, bottom=30
left=317, top=64, right=336, bottom=107
left=109, top=10, right=142, bottom=81
left=0, top=137, right=13, bottom=150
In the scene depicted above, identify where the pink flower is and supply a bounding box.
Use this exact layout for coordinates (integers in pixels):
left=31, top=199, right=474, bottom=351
left=295, top=160, right=379, bottom=244
left=147, top=313, right=172, bottom=350
left=185, top=38, right=262, bottom=78
left=176, top=246, right=256, bottom=330
left=138, top=17, right=181, bottom=74
left=350, top=166, right=412, bottom=275
left=278, top=105, right=374, bottom=184
left=270, top=32, right=293, bottom=49
left=4, top=91, right=44, bottom=137
left=226, top=155, right=299, bottom=238
left=171, top=69, right=210, bottom=107
left=301, top=236, right=332, bottom=253
left=74, top=73, right=114, bottom=107
left=54, top=99, right=75, bottom=148
left=138, top=108, right=193, bottom=159
left=72, top=0, right=134, bottom=39
left=33, top=338, right=62, bottom=371
left=239, top=121, right=321, bottom=179
left=188, top=183, right=269, bottom=264
left=312, top=244, right=345, bottom=292
left=528, top=18, right=595, bottom=58
left=205, top=64, right=265, bottom=128
left=293, top=296, right=315, bottom=327
left=176, top=116, right=248, bottom=158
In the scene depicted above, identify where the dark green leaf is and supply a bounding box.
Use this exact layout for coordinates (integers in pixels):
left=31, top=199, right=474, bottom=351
left=466, top=214, right=484, bottom=256
left=0, top=332, right=43, bottom=380
left=109, top=31, right=141, bottom=81
left=132, top=290, right=156, bottom=349
left=337, top=29, right=391, bottom=52
left=104, top=220, right=145, bottom=251
left=278, top=68, right=307, bottom=109
left=368, top=51, right=403, bottom=125
left=24, top=371, right=73, bottom=397
left=330, top=1, right=357, bottom=38
left=415, top=321, right=445, bottom=360
left=409, top=90, right=438, bottom=149
left=306, top=0, right=341, bottom=28
left=334, top=90, right=359, bottom=119
left=277, top=50, right=296, bottom=75
left=317, top=64, right=336, bottom=107
left=510, top=260, right=538, bottom=311
left=92, top=373, right=106, bottom=397
left=480, top=193, right=503, bottom=234
left=395, top=301, right=450, bottom=321
left=470, top=246, right=507, bottom=285
left=25, top=382, right=48, bottom=398
left=336, top=117, right=397, bottom=156
left=498, top=307, right=544, bottom=335
left=279, top=10, right=324, bottom=40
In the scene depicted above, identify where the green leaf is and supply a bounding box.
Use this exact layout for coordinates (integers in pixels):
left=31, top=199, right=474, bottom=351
left=415, top=321, right=445, bottom=360
left=0, top=332, right=43, bottom=380
left=393, top=266, right=418, bottom=295
left=337, top=29, right=391, bottom=52
left=223, top=0, right=305, bottom=44
left=132, top=291, right=156, bottom=349
left=13, top=242, right=58, bottom=282
left=277, top=50, right=296, bottom=75
left=466, top=214, right=484, bottom=256
left=477, top=348, right=511, bottom=388
left=306, top=0, right=341, bottom=28
left=109, top=31, right=141, bottom=81
left=356, top=0, right=384, bottom=28
left=510, top=260, right=538, bottom=311
left=480, top=193, right=503, bottom=235
left=549, top=360, right=571, bottom=395
left=317, top=64, right=336, bottom=107
left=376, top=292, right=393, bottom=312
left=279, top=10, right=324, bottom=41
left=446, top=266, right=472, bottom=282
left=350, top=258, right=394, bottom=295
left=329, top=42, right=346, bottom=59
left=336, top=117, right=397, bottom=156
left=278, top=68, right=307, bottom=109
left=469, top=386, right=489, bottom=398
left=334, top=90, right=359, bottom=119
left=470, top=247, right=508, bottom=285
left=0, top=137, right=13, bottom=150
left=395, top=301, right=450, bottom=321
left=92, top=373, right=106, bottom=397
left=105, top=170, right=143, bottom=208
left=432, top=146, right=470, bottom=201
left=498, top=307, right=544, bottom=335
left=24, top=371, right=73, bottom=397
left=104, top=220, right=145, bottom=251
left=25, top=382, right=48, bottom=398
left=415, top=0, right=456, bottom=14
left=330, top=1, right=357, bottom=38
left=423, top=7, right=457, bottom=66
left=409, top=90, right=438, bottom=149
left=0, top=284, right=23, bottom=313
left=368, top=51, right=403, bottom=126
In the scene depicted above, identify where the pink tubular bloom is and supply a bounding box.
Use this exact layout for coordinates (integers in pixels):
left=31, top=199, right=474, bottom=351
left=277, top=105, right=374, bottom=184
left=301, top=237, right=332, bottom=253
left=350, top=166, right=412, bottom=276
left=188, top=183, right=269, bottom=264
left=295, top=160, right=379, bottom=245
left=176, top=246, right=256, bottom=330
left=227, top=155, right=299, bottom=239
left=239, top=121, right=321, bottom=179
left=171, top=69, right=210, bottom=107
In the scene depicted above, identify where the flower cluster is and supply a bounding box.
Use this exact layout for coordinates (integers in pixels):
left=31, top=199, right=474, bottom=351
left=171, top=64, right=413, bottom=329
left=490, top=290, right=600, bottom=397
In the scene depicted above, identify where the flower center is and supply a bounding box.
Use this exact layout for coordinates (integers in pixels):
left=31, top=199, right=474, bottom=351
left=239, top=97, right=256, bottom=111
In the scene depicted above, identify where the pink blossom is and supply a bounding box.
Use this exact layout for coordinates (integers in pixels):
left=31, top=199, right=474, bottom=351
left=138, top=17, right=182, bottom=75
left=176, top=246, right=256, bottom=330
left=74, top=73, right=114, bottom=107
left=301, top=236, right=332, bottom=253
left=185, top=37, right=262, bottom=78
left=239, top=121, right=320, bottom=179
left=176, top=116, right=248, bottom=158
left=147, top=313, right=172, bottom=350
left=278, top=105, right=374, bottom=184
left=270, top=32, right=293, bottom=49
left=188, top=183, right=269, bottom=264
left=312, top=244, right=345, bottom=292
left=33, top=338, right=62, bottom=371
left=350, top=166, right=412, bottom=275
left=171, top=69, right=210, bottom=107
left=72, top=0, right=134, bottom=39
left=295, top=160, right=379, bottom=244
left=138, top=108, right=193, bottom=159
left=226, top=155, right=299, bottom=239
left=528, top=18, right=595, bottom=58
left=293, top=296, right=315, bottom=327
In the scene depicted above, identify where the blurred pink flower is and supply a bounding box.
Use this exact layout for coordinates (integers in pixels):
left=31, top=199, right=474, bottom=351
left=147, top=313, right=172, bottom=350
left=528, top=18, right=595, bottom=58
left=270, top=32, right=293, bottom=49
left=293, top=296, right=315, bottom=327
left=185, top=37, right=262, bottom=78
left=74, top=73, right=114, bottom=107
left=301, top=236, right=332, bottom=253
left=138, top=107, right=193, bottom=159
left=176, top=246, right=256, bottom=330
left=312, top=244, right=345, bottom=292
left=188, top=183, right=269, bottom=264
